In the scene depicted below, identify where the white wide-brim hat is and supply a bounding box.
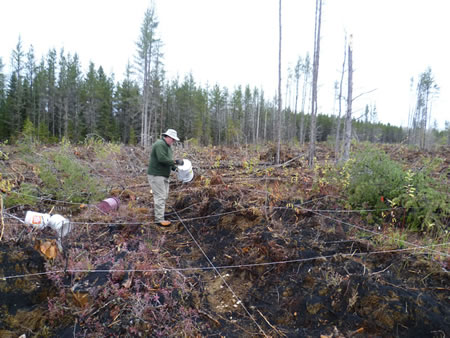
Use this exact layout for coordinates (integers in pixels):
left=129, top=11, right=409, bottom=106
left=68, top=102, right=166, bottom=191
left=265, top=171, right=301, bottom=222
left=162, top=129, right=180, bottom=141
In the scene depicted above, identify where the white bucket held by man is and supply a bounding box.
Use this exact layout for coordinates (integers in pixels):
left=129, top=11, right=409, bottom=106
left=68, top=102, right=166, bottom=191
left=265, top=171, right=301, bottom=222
left=177, top=159, right=194, bottom=183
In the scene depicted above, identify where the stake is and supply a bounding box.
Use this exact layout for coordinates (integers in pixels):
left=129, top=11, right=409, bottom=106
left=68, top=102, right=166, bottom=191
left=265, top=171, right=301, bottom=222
left=0, top=196, right=4, bottom=241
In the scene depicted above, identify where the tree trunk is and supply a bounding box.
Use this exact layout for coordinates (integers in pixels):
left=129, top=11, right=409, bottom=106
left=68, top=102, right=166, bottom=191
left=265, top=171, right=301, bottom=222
left=342, top=36, right=353, bottom=162
left=300, top=53, right=310, bottom=145
left=308, top=0, right=322, bottom=167
left=276, top=0, right=282, bottom=164
left=137, top=6, right=158, bottom=149
left=256, top=90, right=261, bottom=143
left=294, top=59, right=300, bottom=142
left=335, top=36, right=347, bottom=162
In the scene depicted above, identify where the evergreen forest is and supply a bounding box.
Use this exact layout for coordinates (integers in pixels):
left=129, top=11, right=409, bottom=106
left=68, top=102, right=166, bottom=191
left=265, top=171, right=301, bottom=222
left=0, top=8, right=448, bottom=149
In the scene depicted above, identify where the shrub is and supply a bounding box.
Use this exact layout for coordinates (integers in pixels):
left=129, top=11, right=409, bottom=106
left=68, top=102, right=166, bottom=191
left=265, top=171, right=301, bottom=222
left=129, top=126, right=137, bottom=145
left=84, top=136, right=121, bottom=160
left=4, top=182, right=39, bottom=208
left=391, top=159, right=449, bottom=235
left=21, top=118, right=35, bottom=143
left=344, top=145, right=449, bottom=237
left=38, top=149, right=106, bottom=204
left=345, top=146, right=405, bottom=211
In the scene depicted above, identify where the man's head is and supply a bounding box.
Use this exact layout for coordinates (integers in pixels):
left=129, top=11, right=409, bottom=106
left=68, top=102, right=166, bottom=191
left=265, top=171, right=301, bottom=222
left=162, top=129, right=179, bottom=145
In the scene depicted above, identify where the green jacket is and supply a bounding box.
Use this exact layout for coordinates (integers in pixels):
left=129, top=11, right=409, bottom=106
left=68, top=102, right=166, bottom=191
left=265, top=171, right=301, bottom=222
left=147, top=138, right=176, bottom=177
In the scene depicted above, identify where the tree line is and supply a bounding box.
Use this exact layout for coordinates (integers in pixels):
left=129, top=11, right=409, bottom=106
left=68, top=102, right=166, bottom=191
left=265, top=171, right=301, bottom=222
left=0, top=7, right=447, bottom=148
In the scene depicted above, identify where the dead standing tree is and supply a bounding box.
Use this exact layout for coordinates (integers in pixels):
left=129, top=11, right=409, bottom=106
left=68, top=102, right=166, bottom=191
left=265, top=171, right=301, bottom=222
left=342, top=35, right=353, bottom=162
left=136, top=6, right=159, bottom=149
left=299, top=53, right=311, bottom=146
left=308, top=0, right=323, bottom=167
left=334, top=35, right=347, bottom=162
left=410, top=67, right=439, bottom=149
left=276, top=0, right=282, bottom=164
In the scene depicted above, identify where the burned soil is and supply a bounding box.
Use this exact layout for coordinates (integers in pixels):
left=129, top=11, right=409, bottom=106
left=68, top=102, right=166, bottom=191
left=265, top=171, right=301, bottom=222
left=0, top=143, right=449, bottom=337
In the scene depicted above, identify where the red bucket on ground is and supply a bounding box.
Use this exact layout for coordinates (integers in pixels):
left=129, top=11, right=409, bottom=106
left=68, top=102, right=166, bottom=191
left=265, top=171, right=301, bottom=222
left=97, top=197, right=120, bottom=213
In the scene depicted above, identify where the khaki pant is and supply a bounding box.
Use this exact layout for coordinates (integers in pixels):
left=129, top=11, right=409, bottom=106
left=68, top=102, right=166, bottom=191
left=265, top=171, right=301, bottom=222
left=148, top=175, right=169, bottom=223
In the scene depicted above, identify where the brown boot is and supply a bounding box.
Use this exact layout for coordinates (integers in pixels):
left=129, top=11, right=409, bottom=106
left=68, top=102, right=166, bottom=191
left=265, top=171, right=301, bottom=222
left=158, top=220, right=171, bottom=227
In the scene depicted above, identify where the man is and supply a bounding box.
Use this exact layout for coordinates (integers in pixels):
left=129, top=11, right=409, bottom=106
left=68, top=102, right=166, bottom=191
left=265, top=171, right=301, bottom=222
left=147, top=129, right=183, bottom=226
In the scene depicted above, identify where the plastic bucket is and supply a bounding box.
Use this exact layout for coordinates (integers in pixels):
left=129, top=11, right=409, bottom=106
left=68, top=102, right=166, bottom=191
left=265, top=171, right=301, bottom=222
left=97, top=197, right=120, bottom=213
left=48, top=214, right=71, bottom=238
left=24, top=211, right=50, bottom=229
left=177, top=159, right=194, bottom=183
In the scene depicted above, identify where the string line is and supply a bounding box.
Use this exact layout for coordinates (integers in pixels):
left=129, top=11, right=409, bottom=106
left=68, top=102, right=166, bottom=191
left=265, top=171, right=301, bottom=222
left=2, top=244, right=447, bottom=281
left=172, top=208, right=269, bottom=337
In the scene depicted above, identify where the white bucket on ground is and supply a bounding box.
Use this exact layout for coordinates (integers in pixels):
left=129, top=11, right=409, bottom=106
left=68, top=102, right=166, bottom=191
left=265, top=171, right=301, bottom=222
left=24, top=211, right=50, bottom=229
left=48, top=214, right=71, bottom=238
left=177, top=159, right=194, bottom=183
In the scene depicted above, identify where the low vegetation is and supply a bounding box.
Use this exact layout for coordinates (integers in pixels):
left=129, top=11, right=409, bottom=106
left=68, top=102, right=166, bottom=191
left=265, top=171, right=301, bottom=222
left=0, top=141, right=448, bottom=336
left=343, top=144, right=449, bottom=237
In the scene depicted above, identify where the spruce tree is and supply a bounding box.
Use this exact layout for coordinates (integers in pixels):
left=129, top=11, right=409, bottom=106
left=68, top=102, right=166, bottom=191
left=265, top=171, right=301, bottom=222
left=115, top=62, right=140, bottom=144
left=10, top=36, right=26, bottom=134
left=209, top=84, right=226, bottom=145
left=0, top=57, right=7, bottom=140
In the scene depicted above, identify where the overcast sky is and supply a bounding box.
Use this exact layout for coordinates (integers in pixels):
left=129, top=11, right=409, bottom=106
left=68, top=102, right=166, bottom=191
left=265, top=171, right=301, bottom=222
left=1, top=0, right=448, bottom=129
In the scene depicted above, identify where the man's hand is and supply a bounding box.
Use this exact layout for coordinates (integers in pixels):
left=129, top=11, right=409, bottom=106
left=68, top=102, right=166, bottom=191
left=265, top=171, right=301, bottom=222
left=175, top=159, right=184, bottom=166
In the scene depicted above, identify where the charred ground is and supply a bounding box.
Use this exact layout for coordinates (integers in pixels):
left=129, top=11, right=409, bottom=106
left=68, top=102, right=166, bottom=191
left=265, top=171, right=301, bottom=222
left=0, top=142, right=449, bottom=337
